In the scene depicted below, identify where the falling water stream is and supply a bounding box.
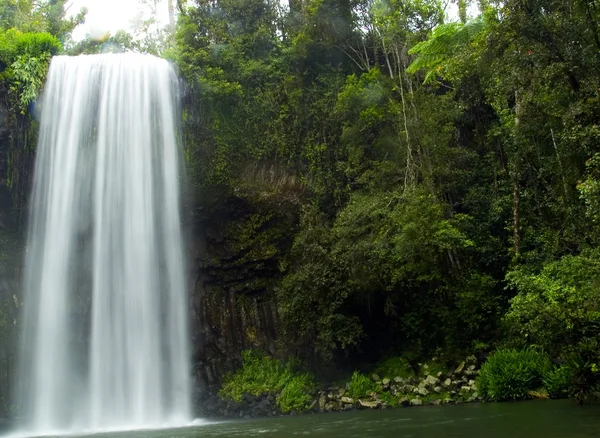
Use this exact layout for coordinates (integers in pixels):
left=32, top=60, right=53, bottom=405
left=16, top=53, right=191, bottom=435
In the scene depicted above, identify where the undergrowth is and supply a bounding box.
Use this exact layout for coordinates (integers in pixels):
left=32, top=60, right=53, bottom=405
left=477, top=348, right=551, bottom=401
left=219, top=350, right=314, bottom=413
left=347, top=371, right=375, bottom=399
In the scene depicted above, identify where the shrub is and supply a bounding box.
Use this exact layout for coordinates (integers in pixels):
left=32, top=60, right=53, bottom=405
left=477, top=349, right=551, bottom=401
left=566, top=338, right=600, bottom=404
left=277, top=375, right=314, bottom=413
left=219, top=350, right=315, bottom=414
left=504, top=251, right=600, bottom=355
left=379, top=391, right=398, bottom=407
left=544, top=366, right=573, bottom=399
left=220, top=350, right=291, bottom=401
left=347, top=371, right=375, bottom=399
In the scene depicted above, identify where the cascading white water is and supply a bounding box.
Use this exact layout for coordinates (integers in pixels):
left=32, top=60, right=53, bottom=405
left=17, top=53, right=191, bottom=434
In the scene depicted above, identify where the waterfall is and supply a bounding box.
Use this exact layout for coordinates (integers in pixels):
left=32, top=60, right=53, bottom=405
left=16, top=53, right=191, bottom=434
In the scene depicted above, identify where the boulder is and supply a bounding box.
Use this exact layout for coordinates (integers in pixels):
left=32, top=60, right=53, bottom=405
left=382, top=378, right=391, bottom=387
left=358, top=399, right=380, bottom=409
left=203, top=394, right=221, bottom=412
left=433, top=386, right=442, bottom=394
left=341, top=396, right=354, bottom=405
left=466, top=355, right=477, bottom=365
left=399, top=397, right=410, bottom=407
left=443, top=378, right=452, bottom=387
left=410, top=399, right=423, bottom=406
left=371, top=374, right=381, bottom=382
left=318, top=395, right=326, bottom=411
left=394, top=376, right=403, bottom=384
left=416, top=387, right=429, bottom=397
left=423, top=375, right=440, bottom=387
left=454, top=362, right=465, bottom=374
left=242, top=393, right=258, bottom=403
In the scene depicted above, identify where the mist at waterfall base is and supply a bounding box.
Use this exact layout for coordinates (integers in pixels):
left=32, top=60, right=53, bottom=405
left=13, top=53, right=196, bottom=436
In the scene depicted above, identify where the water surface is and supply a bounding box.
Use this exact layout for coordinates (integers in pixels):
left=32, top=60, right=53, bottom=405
left=38, top=400, right=600, bottom=438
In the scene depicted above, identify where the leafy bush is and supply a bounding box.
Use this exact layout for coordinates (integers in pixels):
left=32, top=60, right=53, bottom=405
left=544, top=366, right=573, bottom=399
left=0, top=29, right=61, bottom=113
left=277, top=375, right=314, bottom=413
left=566, top=339, right=600, bottom=404
left=477, top=349, right=552, bottom=401
left=347, top=371, right=375, bottom=399
left=219, top=350, right=315, bottom=413
left=504, top=250, right=600, bottom=355
left=379, top=391, right=398, bottom=407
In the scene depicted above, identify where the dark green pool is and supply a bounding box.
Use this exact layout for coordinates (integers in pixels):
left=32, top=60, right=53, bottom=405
left=14, top=400, right=600, bottom=438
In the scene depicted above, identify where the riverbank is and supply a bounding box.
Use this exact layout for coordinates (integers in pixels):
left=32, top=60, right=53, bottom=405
left=197, top=355, right=484, bottom=419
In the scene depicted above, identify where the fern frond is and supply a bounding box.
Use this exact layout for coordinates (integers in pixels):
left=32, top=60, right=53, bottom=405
left=406, top=17, right=485, bottom=83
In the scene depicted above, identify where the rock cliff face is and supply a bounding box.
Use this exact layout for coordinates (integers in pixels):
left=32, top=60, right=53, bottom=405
left=0, top=104, right=31, bottom=415
left=187, top=192, right=300, bottom=400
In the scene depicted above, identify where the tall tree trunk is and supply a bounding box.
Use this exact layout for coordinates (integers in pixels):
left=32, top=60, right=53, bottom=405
left=380, top=35, right=415, bottom=189
left=512, top=180, right=521, bottom=257
left=512, top=89, right=522, bottom=258
left=168, top=0, right=176, bottom=34
left=458, top=0, right=468, bottom=23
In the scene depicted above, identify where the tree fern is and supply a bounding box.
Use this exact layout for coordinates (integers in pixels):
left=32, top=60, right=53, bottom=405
left=407, top=17, right=485, bottom=83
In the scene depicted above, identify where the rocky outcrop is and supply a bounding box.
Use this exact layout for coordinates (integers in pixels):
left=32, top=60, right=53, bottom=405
left=187, top=195, right=299, bottom=406
left=198, top=356, right=483, bottom=419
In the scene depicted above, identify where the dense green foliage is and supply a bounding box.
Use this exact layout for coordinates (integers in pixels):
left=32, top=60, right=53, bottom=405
left=172, top=0, right=600, bottom=403
left=174, top=0, right=599, bottom=368
left=504, top=250, right=600, bottom=354
left=544, top=365, right=573, bottom=399
left=219, top=350, right=314, bottom=413
left=347, top=371, right=375, bottom=399
left=477, top=349, right=552, bottom=401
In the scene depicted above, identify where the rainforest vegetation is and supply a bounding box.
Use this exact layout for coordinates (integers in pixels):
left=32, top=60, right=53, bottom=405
left=1, top=0, right=600, bottom=416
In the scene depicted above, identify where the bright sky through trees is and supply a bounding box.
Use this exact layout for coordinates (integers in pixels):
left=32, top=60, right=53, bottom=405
left=69, top=0, right=170, bottom=40
left=68, top=0, right=476, bottom=42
